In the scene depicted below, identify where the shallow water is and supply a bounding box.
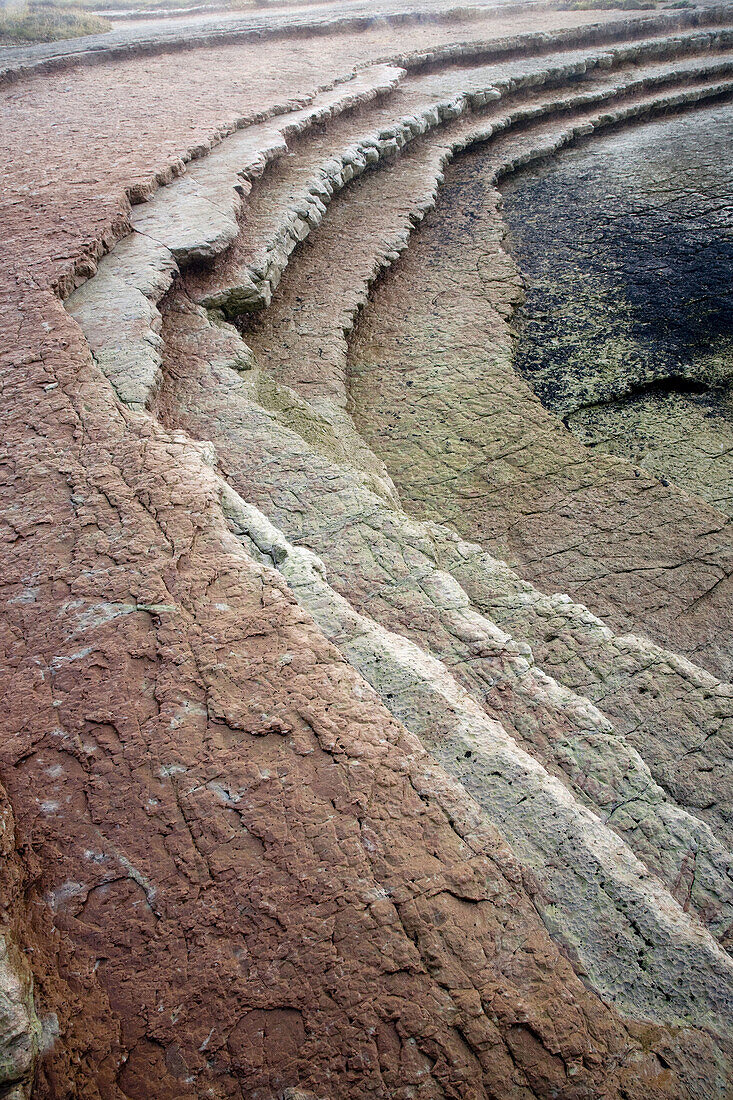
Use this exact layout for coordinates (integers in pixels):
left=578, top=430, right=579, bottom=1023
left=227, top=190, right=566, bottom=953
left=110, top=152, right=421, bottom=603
left=500, top=104, right=733, bottom=514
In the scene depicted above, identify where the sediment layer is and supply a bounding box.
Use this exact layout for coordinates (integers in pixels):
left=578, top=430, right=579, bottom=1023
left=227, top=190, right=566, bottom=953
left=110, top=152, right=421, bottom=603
left=2, top=3, right=732, bottom=1096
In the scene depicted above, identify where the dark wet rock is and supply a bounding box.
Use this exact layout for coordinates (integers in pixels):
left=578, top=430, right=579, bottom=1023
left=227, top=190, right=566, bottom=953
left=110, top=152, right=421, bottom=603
left=501, top=104, right=733, bottom=512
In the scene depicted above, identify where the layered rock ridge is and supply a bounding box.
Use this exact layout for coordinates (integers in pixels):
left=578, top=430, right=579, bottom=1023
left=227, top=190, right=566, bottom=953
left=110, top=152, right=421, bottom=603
left=52, top=10, right=733, bottom=1097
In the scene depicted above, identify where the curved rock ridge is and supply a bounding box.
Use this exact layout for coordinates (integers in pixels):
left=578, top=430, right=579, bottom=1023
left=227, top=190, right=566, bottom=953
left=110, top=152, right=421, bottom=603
left=6, top=301, right=728, bottom=1099
left=3, top=2, right=733, bottom=1095
left=196, top=42, right=733, bottom=318
left=68, top=23, right=733, bottom=415
left=158, top=274, right=733, bottom=921
left=62, top=0, right=730, bottom=937
left=67, top=61, right=408, bottom=411
left=138, top=22, right=733, bottom=304
left=219, top=479, right=733, bottom=1029
left=0, top=0, right=528, bottom=83
left=0, top=1, right=727, bottom=84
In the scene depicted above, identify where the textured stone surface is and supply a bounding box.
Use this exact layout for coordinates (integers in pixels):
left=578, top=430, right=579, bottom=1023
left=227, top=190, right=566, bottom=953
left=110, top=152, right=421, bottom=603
left=347, top=101, right=733, bottom=679
left=501, top=106, right=733, bottom=513
left=0, top=0, right=569, bottom=82
left=2, top=3, right=733, bottom=1097
left=0, top=789, right=42, bottom=1100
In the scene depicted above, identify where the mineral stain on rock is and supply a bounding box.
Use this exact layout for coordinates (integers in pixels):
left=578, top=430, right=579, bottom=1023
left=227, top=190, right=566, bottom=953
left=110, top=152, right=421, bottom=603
left=500, top=103, right=733, bottom=513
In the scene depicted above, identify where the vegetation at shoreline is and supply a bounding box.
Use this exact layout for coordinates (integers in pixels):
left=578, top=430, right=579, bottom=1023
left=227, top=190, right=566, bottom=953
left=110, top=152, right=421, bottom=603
left=1, top=0, right=330, bottom=19
left=0, top=2, right=110, bottom=42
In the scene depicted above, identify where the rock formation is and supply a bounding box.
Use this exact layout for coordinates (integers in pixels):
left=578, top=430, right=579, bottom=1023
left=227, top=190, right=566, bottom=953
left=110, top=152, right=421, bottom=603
left=1, top=1, right=731, bottom=1096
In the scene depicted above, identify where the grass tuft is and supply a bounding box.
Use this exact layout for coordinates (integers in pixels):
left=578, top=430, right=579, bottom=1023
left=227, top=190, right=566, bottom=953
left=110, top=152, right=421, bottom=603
left=0, top=3, right=111, bottom=43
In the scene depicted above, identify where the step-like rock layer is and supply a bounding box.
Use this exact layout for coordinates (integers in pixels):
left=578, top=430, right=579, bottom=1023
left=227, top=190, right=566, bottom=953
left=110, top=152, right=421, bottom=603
left=190, top=27, right=733, bottom=315
left=63, top=30, right=733, bottom=1075
left=67, top=62, right=406, bottom=411
left=222, top=64, right=733, bottom=854
left=220, top=480, right=733, bottom=1034
left=3, top=1, right=727, bottom=85
left=12, top=8, right=733, bottom=1096
left=64, top=25, right=730, bottom=884
left=156, top=327, right=733, bottom=984
left=345, top=94, right=733, bottom=679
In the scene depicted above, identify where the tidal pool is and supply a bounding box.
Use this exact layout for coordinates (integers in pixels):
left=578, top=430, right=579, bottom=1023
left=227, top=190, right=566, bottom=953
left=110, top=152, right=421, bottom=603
left=500, top=104, right=733, bottom=514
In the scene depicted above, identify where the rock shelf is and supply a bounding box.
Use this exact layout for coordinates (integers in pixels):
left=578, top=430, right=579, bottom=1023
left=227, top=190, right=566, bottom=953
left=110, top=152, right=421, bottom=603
left=2, top=3, right=733, bottom=1096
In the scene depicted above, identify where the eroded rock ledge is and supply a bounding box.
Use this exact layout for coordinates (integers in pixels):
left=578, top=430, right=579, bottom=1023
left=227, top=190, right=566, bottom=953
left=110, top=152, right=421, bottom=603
left=2, top=3, right=733, bottom=1097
